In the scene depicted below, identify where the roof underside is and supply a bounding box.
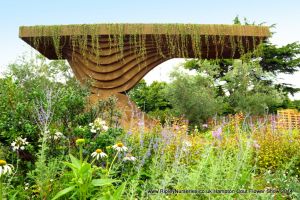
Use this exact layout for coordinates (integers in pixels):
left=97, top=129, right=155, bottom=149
left=19, top=23, right=270, bottom=60
left=18, top=23, right=271, bottom=93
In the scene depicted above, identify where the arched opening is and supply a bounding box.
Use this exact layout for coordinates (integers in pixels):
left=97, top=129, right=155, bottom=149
left=143, top=58, right=186, bottom=84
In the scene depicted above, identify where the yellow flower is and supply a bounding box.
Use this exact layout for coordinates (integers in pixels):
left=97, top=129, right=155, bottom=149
left=112, top=142, right=128, bottom=152
left=91, top=149, right=108, bottom=160
left=0, top=160, right=14, bottom=176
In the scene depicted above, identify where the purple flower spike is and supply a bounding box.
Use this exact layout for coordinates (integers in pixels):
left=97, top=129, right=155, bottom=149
left=212, top=127, right=222, bottom=140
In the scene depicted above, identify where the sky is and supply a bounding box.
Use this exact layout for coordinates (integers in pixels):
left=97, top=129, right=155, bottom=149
left=0, top=0, right=300, bottom=98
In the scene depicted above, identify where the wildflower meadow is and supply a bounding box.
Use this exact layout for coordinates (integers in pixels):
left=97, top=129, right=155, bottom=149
left=0, top=56, right=299, bottom=199
left=0, top=6, right=300, bottom=199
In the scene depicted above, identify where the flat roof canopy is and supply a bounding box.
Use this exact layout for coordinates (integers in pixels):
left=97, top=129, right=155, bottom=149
left=19, top=23, right=270, bottom=93
left=20, top=23, right=270, bottom=37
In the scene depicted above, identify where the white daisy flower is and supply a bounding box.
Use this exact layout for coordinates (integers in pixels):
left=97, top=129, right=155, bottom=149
left=182, top=140, right=192, bottom=152
left=183, top=140, right=192, bottom=147
left=92, top=118, right=109, bottom=131
left=89, top=123, right=94, bottom=127
left=123, top=154, right=136, bottom=162
left=21, top=138, right=29, bottom=145
left=94, top=118, right=106, bottom=126
left=112, top=142, right=128, bottom=152
left=25, top=182, right=29, bottom=190
left=53, top=132, right=64, bottom=140
left=202, top=124, right=208, bottom=128
left=0, top=160, right=14, bottom=177
left=90, top=128, right=97, bottom=133
left=102, top=125, right=109, bottom=131
left=91, top=149, right=108, bottom=160
left=11, top=137, right=29, bottom=151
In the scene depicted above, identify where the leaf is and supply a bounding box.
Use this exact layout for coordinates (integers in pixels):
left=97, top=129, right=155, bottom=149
left=112, top=182, right=126, bottom=200
left=91, top=179, right=120, bottom=187
left=64, top=162, right=78, bottom=170
left=69, top=154, right=81, bottom=168
left=52, top=185, right=76, bottom=200
left=79, top=162, right=91, bottom=174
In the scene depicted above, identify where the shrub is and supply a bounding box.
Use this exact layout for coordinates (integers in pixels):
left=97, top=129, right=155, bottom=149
left=255, top=128, right=300, bottom=174
left=166, top=68, right=223, bottom=125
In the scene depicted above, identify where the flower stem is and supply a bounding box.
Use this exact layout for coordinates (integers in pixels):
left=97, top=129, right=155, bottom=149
left=90, top=158, right=97, bottom=166
left=107, top=151, right=119, bottom=176
left=0, top=176, right=3, bottom=200
left=106, top=157, right=109, bottom=171
left=79, top=146, right=83, bottom=164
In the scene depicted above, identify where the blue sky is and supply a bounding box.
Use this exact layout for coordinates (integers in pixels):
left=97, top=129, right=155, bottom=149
left=1, top=0, right=300, bottom=97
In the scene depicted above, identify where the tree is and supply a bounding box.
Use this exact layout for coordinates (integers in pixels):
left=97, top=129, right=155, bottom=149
left=259, top=42, right=300, bottom=95
left=128, top=80, right=172, bottom=113
left=184, top=58, right=285, bottom=115
left=165, top=67, right=223, bottom=125
left=222, top=60, right=283, bottom=114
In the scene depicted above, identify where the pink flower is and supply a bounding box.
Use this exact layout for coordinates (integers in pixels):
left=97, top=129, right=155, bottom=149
left=212, top=127, right=222, bottom=140
left=253, top=140, right=260, bottom=149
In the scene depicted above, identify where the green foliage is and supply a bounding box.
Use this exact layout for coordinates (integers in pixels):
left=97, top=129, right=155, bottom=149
left=1, top=23, right=300, bottom=199
left=259, top=42, right=300, bottom=95
left=292, top=100, right=300, bottom=111
left=0, top=55, right=90, bottom=162
left=260, top=42, right=300, bottom=75
left=90, top=128, right=124, bottom=151
left=75, top=126, right=124, bottom=154
left=264, top=169, right=300, bottom=199
left=129, top=80, right=172, bottom=113
left=53, top=153, right=119, bottom=200
left=28, top=157, right=63, bottom=199
left=128, top=80, right=173, bottom=122
left=166, top=67, right=223, bottom=125
left=0, top=55, right=114, bottom=199
left=233, top=16, right=242, bottom=25
left=222, top=60, right=283, bottom=114
left=183, top=59, right=284, bottom=115
left=106, top=20, right=296, bottom=122
left=0, top=53, right=133, bottom=199
left=175, top=144, right=255, bottom=199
